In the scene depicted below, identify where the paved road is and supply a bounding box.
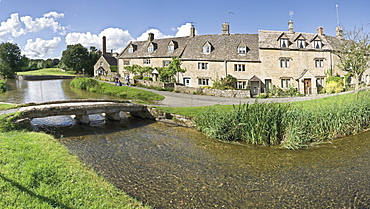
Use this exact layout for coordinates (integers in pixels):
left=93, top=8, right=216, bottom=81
left=132, top=86, right=353, bottom=107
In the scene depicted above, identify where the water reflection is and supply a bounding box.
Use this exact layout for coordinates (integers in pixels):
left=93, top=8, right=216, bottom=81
left=54, top=118, right=370, bottom=208
left=0, top=79, right=121, bottom=103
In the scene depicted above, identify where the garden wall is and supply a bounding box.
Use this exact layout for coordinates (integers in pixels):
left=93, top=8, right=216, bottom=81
left=174, top=86, right=251, bottom=98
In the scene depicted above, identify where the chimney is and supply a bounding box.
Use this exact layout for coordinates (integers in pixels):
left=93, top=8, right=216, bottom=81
left=102, top=36, right=107, bottom=55
left=336, top=25, right=343, bottom=39
left=317, top=26, right=324, bottom=36
left=222, top=22, right=230, bottom=35
left=148, top=33, right=154, bottom=42
left=190, top=24, right=196, bottom=37
left=288, top=19, right=294, bottom=34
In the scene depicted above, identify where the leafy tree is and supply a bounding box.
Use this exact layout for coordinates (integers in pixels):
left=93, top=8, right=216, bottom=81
left=158, top=57, right=186, bottom=82
left=85, top=46, right=100, bottom=75
left=337, top=26, right=370, bottom=90
left=124, top=64, right=143, bottom=75
left=0, top=42, right=28, bottom=78
left=60, top=44, right=88, bottom=73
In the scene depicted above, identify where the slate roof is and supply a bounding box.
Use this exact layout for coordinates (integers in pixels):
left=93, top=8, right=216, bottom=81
left=119, top=34, right=260, bottom=62
left=103, top=54, right=117, bottom=66
left=259, top=30, right=343, bottom=51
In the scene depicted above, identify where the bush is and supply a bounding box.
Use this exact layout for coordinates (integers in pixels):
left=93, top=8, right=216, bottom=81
left=143, top=76, right=152, bottom=81
left=325, top=76, right=344, bottom=93
left=0, top=79, right=6, bottom=93
left=133, top=75, right=143, bottom=80
left=70, top=77, right=99, bottom=90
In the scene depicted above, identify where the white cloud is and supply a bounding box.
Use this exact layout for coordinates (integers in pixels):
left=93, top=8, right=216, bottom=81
left=24, top=37, right=61, bottom=59
left=136, top=28, right=173, bottom=41
left=136, top=23, right=197, bottom=41
left=0, top=13, right=21, bottom=37
left=65, top=28, right=134, bottom=53
left=0, top=11, right=66, bottom=38
left=175, top=23, right=197, bottom=37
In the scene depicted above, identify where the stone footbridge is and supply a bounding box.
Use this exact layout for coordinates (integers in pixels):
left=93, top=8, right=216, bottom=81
left=18, top=100, right=151, bottom=124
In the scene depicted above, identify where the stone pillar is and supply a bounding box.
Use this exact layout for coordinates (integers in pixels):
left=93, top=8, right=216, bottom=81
left=75, top=115, right=90, bottom=124
left=106, top=112, right=121, bottom=121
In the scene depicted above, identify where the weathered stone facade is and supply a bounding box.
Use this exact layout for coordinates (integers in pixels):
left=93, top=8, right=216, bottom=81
left=116, top=22, right=369, bottom=95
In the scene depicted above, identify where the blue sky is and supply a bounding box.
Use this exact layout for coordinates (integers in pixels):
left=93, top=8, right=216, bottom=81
left=0, top=0, right=369, bottom=59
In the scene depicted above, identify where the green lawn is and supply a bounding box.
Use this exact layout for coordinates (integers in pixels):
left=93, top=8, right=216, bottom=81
left=154, top=91, right=364, bottom=118
left=0, top=130, right=150, bottom=209
left=17, top=68, right=76, bottom=76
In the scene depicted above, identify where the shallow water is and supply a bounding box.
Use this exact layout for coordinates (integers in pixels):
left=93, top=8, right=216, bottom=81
left=53, top=118, right=370, bottom=208
left=5, top=79, right=370, bottom=208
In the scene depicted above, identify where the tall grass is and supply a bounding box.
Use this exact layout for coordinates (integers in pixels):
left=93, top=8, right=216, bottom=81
left=196, top=90, right=370, bottom=149
left=70, top=77, right=164, bottom=102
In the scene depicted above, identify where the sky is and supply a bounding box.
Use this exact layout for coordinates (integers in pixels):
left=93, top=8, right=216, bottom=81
left=0, top=0, right=369, bottom=59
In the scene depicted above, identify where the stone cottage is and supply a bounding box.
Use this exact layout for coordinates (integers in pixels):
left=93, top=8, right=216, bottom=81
left=117, top=21, right=367, bottom=95
left=94, top=36, right=118, bottom=77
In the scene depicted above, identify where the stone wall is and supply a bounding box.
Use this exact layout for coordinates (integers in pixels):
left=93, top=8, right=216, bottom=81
left=135, top=80, right=175, bottom=88
left=174, top=86, right=251, bottom=98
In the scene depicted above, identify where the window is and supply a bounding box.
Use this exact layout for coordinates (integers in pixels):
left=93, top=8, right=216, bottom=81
left=203, top=42, right=212, bottom=54
left=100, top=61, right=103, bottom=66
left=265, top=79, right=272, bottom=93
left=238, top=46, right=247, bottom=54
left=234, top=64, right=246, bottom=72
left=315, top=59, right=324, bottom=68
left=183, top=78, right=191, bottom=86
left=281, top=78, right=291, bottom=88
left=316, top=77, right=325, bottom=87
left=163, top=60, right=171, bottom=67
left=203, top=46, right=211, bottom=54
left=236, top=81, right=247, bottom=89
left=198, top=78, right=209, bottom=86
left=198, top=62, right=208, bottom=70
left=128, top=47, right=133, bottom=53
left=123, top=60, right=130, bottom=65
left=297, top=39, right=306, bottom=48
left=280, top=58, right=290, bottom=68
left=143, top=59, right=151, bottom=65
left=168, top=45, right=174, bottom=52
left=314, top=40, right=322, bottom=49
left=148, top=46, right=154, bottom=53
left=280, top=38, right=289, bottom=48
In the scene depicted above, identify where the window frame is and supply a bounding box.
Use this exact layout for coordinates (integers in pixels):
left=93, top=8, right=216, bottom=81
left=198, top=62, right=208, bottom=70
left=280, top=38, right=289, bottom=48
left=198, top=78, right=209, bottom=86
left=143, top=59, right=151, bottom=65
left=280, top=58, right=290, bottom=68
left=314, top=40, right=322, bottom=49
left=234, top=64, right=246, bottom=72
left=238, top=46, right=247, bottom=54
left=297, top=39, right=306, bottom=48
left=281, top=78, right=291, bottom=88
left=315, top=59, right=324, bottom=68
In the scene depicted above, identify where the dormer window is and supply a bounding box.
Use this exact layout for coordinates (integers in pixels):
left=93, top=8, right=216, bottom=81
left=128, top=48, right=133, bottom=53
left=148, top=46, right=154, bottom=53
left=168, top=40, right=177, bottom=53
left=280, top=38, right=289, bottom=48
left=314, top=40, right=322, bottom=49
left=297, top=39, right=306, bottom=48
left=203, top=42, right=212, bottom=54
left=168, top=45, right=174, bottom=52
left=238, top=46, right=247, bottom=54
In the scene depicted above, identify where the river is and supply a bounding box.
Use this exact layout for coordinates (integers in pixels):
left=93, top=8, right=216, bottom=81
left=2, top=79, right=370, bottom=208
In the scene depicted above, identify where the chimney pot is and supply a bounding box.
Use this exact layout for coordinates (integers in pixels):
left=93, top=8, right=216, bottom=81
left=288, top=20, right=294, bottom=34
left=317, top=26, right=324, bottom=36
left=102, top=36, right=107, bottom=55
left=222, top=22, right=230, bottom=35
left=336, top=25, right=343, bottom=39
left=148, top=33, right=154, bottom=42
left=190, top=24, right=196, bottom=37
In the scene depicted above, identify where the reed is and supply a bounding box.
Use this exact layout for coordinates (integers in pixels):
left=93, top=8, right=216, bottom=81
left=196, top=90, right=370, bottom=149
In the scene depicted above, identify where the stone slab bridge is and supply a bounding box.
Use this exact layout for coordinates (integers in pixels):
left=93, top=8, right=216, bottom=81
left=18, top=99, right=152, bottom=124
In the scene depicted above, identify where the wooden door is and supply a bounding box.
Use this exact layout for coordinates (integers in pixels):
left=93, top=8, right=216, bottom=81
left=304, top=79, right=312, bottom=95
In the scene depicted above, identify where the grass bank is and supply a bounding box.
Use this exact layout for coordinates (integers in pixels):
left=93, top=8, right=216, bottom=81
left=70, top=77, right=164, bottom=103
left=156, top=90, right=370, bottom=149
left=17, top=68, right=76, bottom=76
left=0, top=113, right=150, bottom=208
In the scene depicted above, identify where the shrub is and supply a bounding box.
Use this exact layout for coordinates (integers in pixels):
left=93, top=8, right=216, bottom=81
left=70, top=77, right=99, bottom=90
left=0, top=79, right=6, bottom=93
left=133, top=75, right=143, bottom=80
left=325, top=76, right=344, bottom=93
left=143, top=76, right=152, bottom=81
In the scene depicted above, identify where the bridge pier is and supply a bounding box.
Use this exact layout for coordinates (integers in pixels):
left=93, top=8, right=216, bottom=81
left=105, top=112, right=121, bottom=121
left=74, top=115, right=90, bottom=124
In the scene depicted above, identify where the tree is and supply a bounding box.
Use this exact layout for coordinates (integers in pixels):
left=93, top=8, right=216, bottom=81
left=337, top=26, right=370, bottom=90
left=0, top=42, right=28, bottom=78
left=158, top=57, right=186, bottom=82
left=60, top=44, right=88, bottom=73
left=85, top=46, right=100, bottom=75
